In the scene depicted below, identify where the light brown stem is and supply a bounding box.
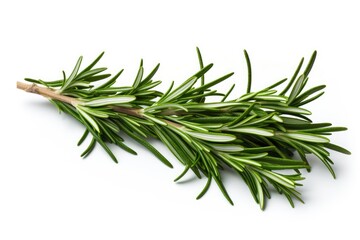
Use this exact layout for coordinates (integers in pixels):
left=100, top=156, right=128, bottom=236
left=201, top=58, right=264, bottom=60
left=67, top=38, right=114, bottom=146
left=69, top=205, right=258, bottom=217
left=111, top=106, right=143, bottom=118
left=17, top=82, right=185, bottom=129
left=17, top=82, right=80, bottom=106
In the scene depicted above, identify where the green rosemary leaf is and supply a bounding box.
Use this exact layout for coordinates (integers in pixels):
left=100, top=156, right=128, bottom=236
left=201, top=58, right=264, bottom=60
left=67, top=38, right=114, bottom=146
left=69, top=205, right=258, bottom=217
left=159, top=77, right=198, bottom=103
left=227, top=127, right=274, bottom=136
left=186, top=72, right=234, bottom=95
left=253, top=172, right=265, bottom=209
left=141, top=63, right=160, bottom=85
left=161, top=81, right=174, bottom=99
left=228, top=103, right=256, bottom=127
left=145, top=103, right=188, bottom=113
left=253, top=95, right=287, bottom=102
left=224, top=157, right=244, bottom=172
left=82, top=95, right=136, bottom=107
left=282, top=116, right=311, bottom=125
left=281, top=132, right=330, bottom=143
left=287, top=75, right=306, bottom=105
left=259, top=156, right=301, bottom=164
left=196, top=175, right=212, bottom=199
left=186, top=102, right=244, bottom=109
left=61, top=56, right=83, bottom=91
left=132, top=60, right=144, bottom=89
left=76, top=74, right=112, bottom=85
left=113, top=140, right=135, bottom=157
left=95, top=70, right=124, bottom=90
left=181, top=90, right=223, bottom=101
left=244, top=49, right=252, bottom=93
left=190, top=116, right=237, bottom=124
left=255, top=169, right=295, bottom=189
left=119, top=123, right=173, bottom=168
left=76, top=106, right=100, bottom=132
left=271, top=114, right=283, bottom=123
left=76, top=67, right=107, bottom=80
left=159, top=64, right=213, bottom=103
left=154, top=126, right=186, bottom=164
left=303, top=51, right=317, bottom=77
left=300, top=126, right=347, bottom=133
left=224, top=154, right=262, bottom=167
left=280, top=57, right=304, bottom=95
left=284, top=122, right=331, bottom=130
left=323, top=143, right=351, bottom=155
left=242, top=112, right=276, bottom=127
left=242, top=146, right=275, bottom=153
left=174, top=165, right=190, bottom=182
left=240, top=152, right=268, bottom=159
left=221, top=84, right=235, bottom=102
left=291, top=85, right=326, bottom=106
left=209, top=143, right=244, bottom=152
left=143, top=114, right=167, bottom=126
left=167, top=119, right=207, bottom=132
left=25, top=78, right=63, bottom=87
left=263, top=78, right=287, bottom=91
left=137, top=80, right=162, bottom=91
left=262, top=105, right=311, bottom=115
left=95, top=87, right=131, bottom=94
left=102, top=119, right=120, bottom=133
left=77, top=105, right=109, bottom=118
left=78, top=113, right=118, bottom=163
left=79, top=52, right=104, bottom=75
left=77, top=129, right=89, bottom=146
left=81, top=137, right=96, bottom=158
left=196, top=47, right=205, bottom=86
left=213, top=175, right=234, bottom=205
left=296, top=91, right=325, bottom=106
left=237, top=92, right=258, bottom=102
left=186, top=131, right=236, bottom=142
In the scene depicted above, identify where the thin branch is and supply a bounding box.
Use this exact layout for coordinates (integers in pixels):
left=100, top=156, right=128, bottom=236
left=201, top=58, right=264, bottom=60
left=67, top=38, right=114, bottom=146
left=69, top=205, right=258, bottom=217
left=17, top=82, right=80, bottom=106
left=17, top=81, right=185, bottom=129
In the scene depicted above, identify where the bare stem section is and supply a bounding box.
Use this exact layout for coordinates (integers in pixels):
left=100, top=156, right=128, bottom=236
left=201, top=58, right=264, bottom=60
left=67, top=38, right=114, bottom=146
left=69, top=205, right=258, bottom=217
left=17, top=82, right=80, bottom=106
left=16, top=81, right=183, bottom=129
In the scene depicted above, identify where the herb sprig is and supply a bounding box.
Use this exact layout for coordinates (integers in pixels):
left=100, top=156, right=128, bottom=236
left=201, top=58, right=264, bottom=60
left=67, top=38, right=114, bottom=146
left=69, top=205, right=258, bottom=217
left=17, top=49, right=350, bottom=209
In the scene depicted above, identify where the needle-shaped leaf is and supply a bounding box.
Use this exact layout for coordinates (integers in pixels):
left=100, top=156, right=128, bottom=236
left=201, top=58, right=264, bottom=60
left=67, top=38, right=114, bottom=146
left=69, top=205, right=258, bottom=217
left=323, top=143, right=351, bottom=155
left=187, top=72, right=234, bottom=95
left=95, top=69, right=124, bottom=90
left=209, top=143, right=244, bottom=152
left=280, top=57, right=304, bottom=95
left=255, top=169, right=295, bottom=189
left=303, top=51, right=317, bottom=77
left=82, top=95, right=136, bottom=107
left=78, top=114, right=118, bottom=163
left=186, top=131, right=236, bottom=142
left=227, top=127, right=274, bottom=136
left=221, top=84, right=235, bottom=102
left=291, top=85, right=326, bottom=106
left=282, top=132, right=330, bottom=143
left=244, top=50, right=252, bottom=93
left=141, top=63, right=160, bottom=85
left=159, top=64, right=213, bottom=103
left=79, top=52, right=104, bottom=75
left=262, top=105, right=311, bottom=115
left=61, top=56, right=83, bottom=91
left=76, top=106, right=100, bottom=132
left=287, top=74, right=306, bottom=105
left=132, top=60, right=144, bottom=89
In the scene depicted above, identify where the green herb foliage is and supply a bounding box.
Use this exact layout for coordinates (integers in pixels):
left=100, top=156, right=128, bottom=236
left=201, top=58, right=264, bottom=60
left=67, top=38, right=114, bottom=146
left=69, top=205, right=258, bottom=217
left=23, top=49, right=350, bottom=209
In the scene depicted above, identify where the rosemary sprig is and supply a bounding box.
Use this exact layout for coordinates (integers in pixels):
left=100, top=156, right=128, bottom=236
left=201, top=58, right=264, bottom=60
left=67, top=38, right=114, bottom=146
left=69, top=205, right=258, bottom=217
left=17, top=49, right=350, bottom=209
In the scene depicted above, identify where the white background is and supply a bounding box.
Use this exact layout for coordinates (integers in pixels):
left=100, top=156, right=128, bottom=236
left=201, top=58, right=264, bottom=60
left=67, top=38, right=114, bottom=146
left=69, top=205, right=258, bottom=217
left=1, top=0, right=359, bottom=239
